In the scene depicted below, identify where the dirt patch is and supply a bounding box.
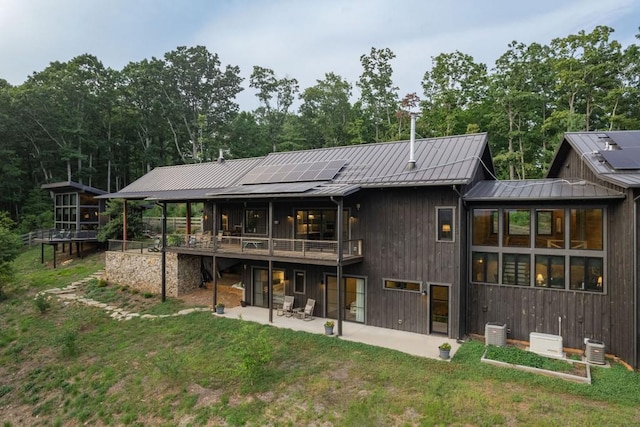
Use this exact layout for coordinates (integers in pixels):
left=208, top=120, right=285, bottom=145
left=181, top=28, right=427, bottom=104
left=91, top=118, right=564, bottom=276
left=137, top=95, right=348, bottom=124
left=177, top=274, right=243, bottom=309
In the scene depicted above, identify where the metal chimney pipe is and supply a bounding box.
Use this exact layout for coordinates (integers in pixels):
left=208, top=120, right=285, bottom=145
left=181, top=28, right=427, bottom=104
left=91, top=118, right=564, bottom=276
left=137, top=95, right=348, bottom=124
left=406, top=113, right=417, bottom=170
left=218, top=148, right=225, bottom=163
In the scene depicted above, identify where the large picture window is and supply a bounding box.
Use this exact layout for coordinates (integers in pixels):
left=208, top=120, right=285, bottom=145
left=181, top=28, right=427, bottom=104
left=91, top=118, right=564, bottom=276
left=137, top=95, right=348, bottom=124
left=569, top=257, right=603, bottom=292
left=471, top=206, right=605, bottom=293
left=245, top=208, right=267, bottom=235
left=472, top=252, right=498, bottom=283
left=502, top=253, right=530, bottom=286
left=472, top=209, right=498, bottom=246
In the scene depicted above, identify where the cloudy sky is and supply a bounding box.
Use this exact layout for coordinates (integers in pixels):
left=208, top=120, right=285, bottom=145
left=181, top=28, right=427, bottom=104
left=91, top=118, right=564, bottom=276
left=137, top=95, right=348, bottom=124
left=1, top=0, right=638, bottom=110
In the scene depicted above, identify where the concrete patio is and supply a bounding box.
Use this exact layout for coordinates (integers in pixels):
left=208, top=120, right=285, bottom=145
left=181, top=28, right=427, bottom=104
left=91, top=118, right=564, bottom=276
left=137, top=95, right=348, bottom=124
left=217, top=305, right=460, bottom=361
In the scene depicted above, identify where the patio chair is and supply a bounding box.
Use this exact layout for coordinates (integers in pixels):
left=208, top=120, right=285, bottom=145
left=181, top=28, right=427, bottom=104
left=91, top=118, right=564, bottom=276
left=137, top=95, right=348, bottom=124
left=277, top=295, right=295, bottom=317
left=301, top=298, right=315, bottom=321
left=148, top=238, right=161, bottom=252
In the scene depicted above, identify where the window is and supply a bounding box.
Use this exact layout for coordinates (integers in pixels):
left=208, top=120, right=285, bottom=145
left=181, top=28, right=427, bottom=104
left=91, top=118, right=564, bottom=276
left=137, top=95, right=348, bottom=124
left=293, top=270, right=305, bottom=294
left=436, top=207, right=454, bottom=242
left=502, top=254, right=530, bottom=286
left=570, top=208, right=602, bottom=250
left=471, top=207, right=605, bottom=293
left=504, top=209, right=530, bottom=247
left=383, top=279, right=421, bottom=292
left=535, top=209, right=564, bottom=248
left=472, top=252, right=499, bottom=283
left=245, top=208, right=267, bottom=234
left=472, top=209, right=498, bottom=246
left=535, top=255, right=565, bottom=289
left=295, top=209, right=348, bottom=240
left=569, top=257, right=603, bottom=292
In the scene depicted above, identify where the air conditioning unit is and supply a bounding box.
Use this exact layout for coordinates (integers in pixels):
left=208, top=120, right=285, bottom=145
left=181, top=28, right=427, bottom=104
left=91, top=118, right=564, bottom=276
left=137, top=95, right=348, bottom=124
left=485, top=322, right=507, bottom=347
left=529, top=332, right=564, bottom=358
left=585, top=339, right=606, bottom=365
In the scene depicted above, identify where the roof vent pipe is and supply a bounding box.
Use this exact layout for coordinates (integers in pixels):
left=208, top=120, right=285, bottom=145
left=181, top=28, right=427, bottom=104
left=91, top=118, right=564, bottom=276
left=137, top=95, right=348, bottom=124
left=406, top=113, right=418, bottom=170
left=218, top=148, right=225, bottom=163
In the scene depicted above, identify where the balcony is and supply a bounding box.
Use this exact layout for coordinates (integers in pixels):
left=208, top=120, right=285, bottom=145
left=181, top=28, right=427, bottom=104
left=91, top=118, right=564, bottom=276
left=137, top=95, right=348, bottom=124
left=165, top=234, right=364, bottom=265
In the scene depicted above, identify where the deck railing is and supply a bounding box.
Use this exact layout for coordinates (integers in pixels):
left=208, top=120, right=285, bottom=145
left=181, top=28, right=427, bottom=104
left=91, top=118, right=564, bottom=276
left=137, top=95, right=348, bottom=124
left=122, top=234, right=364, bottom=258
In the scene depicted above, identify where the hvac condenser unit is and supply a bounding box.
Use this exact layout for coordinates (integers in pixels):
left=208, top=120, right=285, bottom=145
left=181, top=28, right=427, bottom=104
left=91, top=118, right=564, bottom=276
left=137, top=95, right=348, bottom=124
left=585, top=339, right=606, bottom=365
left=485, top=322, right=507, bottom=347
left=529, top=332, right=564, bottom=358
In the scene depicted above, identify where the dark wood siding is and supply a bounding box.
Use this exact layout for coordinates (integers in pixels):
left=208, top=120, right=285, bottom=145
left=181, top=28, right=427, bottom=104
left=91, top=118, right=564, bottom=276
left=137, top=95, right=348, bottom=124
left=469, top=146, right=636, bottom=366
left=346, top=187, right=462, bottom=337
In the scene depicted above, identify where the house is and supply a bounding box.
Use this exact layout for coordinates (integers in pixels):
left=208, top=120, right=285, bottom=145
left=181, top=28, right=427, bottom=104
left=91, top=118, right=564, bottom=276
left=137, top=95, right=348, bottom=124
left=100, top=130, right=493, bottom=339
left=99, top=129, right=640, bottom=369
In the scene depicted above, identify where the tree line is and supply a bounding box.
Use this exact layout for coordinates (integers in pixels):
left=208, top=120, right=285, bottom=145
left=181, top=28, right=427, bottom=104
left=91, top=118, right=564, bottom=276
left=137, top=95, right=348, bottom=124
left=0, top=25, right=638, bottom=227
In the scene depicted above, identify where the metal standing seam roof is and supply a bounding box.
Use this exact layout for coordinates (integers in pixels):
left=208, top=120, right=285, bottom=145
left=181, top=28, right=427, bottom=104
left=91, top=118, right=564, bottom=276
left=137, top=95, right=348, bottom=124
left=547, top=131, right=640, bottom=188
left=463, top=178, right=625, bottom=202
left=96, top=157, right=264, bottom=200
left=254, top=133, right=490, bottom=187
left=100, top=133, right=492, bottom=201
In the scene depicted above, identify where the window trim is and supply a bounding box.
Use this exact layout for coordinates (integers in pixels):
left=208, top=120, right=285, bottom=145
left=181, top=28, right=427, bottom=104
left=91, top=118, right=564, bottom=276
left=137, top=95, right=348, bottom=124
left=383, top=278, right=423, bottom=293
left=293, top=270, right=306, bottom=294
left=436, top=206, right=456, bottom=243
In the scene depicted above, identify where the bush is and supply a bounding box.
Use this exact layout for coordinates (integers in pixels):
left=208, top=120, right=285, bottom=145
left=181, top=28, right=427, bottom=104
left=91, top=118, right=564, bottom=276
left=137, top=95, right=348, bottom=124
left=54, top=329, right=79, bottom=358
left=34, top=293, right=52, bottom=314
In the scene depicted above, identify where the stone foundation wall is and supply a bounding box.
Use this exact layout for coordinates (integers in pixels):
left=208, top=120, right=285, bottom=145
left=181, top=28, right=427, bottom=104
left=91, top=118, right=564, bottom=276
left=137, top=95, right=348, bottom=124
left=105, top=251, right=202, bottom=297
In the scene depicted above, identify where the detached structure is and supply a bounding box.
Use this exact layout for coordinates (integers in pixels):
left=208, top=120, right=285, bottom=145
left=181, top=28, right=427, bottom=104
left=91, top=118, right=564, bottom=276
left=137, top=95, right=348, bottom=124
left=100, top=129, right=640, bottom=369
left=38, top=181, right=107, bottom=267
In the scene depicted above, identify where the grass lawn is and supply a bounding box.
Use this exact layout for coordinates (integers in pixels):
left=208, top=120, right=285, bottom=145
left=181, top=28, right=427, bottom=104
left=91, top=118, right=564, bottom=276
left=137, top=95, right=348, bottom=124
left=2, top=247, right=640, bottom=426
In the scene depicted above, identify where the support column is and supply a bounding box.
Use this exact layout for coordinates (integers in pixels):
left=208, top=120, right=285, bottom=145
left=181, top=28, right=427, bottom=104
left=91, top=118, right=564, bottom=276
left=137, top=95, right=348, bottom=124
left=268, top=260, right=273, bottom=323
left=330, top=196, right=344, bottom=335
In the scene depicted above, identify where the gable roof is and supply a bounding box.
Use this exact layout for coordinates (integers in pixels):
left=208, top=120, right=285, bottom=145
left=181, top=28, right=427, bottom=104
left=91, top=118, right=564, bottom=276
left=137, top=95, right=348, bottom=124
left=464, top=178, right=625, bottom=202
left=547, top=131, right=640, bottom=188
left=101, top=133, right=493, bottom=201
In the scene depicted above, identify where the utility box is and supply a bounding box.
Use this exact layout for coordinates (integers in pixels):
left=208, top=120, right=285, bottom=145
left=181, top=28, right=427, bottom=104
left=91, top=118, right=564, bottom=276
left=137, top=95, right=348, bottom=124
left=585, top=339, right=606, bottom=365
left=529, top=332, right=564, bottom=358
left=485, top=322, right=507, bottom=347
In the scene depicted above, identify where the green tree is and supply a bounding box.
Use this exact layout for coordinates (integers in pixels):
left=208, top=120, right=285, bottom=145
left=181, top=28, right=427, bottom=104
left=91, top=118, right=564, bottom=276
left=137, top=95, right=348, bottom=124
left=249, top=66, right=299, bottom=152
left=0, top=212, right=22, bottom=299
left=421, top=51, right=487, bottom=137
left=97, top=199, right=146, bottom=242
left=299, top=72, right=353, bottom=148
left=162, top=46, right=244, bottom=163
left=357, top=47, right=398, bottom=142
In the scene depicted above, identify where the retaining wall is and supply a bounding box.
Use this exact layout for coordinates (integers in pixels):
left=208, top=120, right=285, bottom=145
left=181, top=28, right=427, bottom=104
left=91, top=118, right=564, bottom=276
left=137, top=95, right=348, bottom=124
left=105, top=251, right=200, bottom=297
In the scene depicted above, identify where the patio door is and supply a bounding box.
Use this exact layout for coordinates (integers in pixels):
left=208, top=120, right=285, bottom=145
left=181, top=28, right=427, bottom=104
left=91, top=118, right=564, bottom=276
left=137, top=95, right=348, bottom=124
left=430, top=284, right=449, bottom=335
left=326, top=276, right=365, bottom=323
left=252, top=268, right=285, bottom=308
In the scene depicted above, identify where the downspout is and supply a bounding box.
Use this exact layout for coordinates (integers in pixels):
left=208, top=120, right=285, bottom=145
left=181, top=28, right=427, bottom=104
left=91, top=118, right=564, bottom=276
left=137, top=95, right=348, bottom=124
left=331, top=196, right=344, bottom=336
left=456, top=185, right=466, bottom=340
left=633, top=192, right=640, bottom=369
left=161, top=202, right=167, bottom=302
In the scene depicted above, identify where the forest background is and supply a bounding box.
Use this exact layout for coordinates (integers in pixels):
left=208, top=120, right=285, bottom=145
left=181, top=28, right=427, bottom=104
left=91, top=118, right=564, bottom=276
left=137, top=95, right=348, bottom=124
left=1, top=25, right=639, bottom=230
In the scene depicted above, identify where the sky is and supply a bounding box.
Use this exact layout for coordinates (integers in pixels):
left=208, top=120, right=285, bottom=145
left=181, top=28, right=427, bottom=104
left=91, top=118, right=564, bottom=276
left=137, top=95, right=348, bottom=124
left=1, top=0, right=638, bottom=111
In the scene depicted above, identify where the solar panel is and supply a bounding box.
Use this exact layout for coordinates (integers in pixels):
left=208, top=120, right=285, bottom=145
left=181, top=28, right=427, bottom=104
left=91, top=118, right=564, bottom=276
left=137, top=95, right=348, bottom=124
left=599, top=149, right=640, bottom=170
left=606, top=132, right=640, bottom=149
left=214, top=182, right=320, bottom=195
left=238, top=160, right=346, bottom=184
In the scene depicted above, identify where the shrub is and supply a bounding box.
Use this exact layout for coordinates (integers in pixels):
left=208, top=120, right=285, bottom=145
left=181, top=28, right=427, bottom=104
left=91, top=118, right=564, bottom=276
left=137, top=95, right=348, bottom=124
left=54, top=329, right=79, bottom=358
left=33, top=293, right=52, bottom=314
